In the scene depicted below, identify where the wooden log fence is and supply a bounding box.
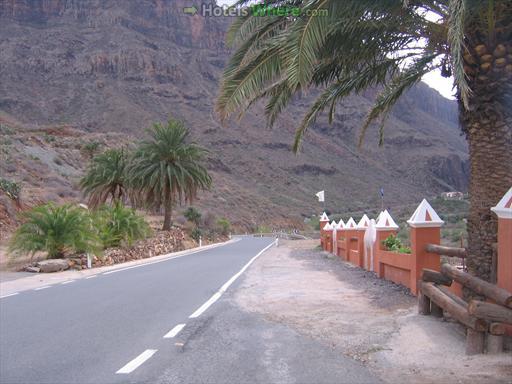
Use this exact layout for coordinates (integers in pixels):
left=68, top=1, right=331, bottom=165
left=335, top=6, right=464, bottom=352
left=425, top=244, right=466, bottom=258
left=419, top=264, right=512, bottom=355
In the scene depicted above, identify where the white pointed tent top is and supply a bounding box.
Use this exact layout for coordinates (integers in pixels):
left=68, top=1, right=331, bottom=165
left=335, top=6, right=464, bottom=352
left=323, top=222, right=333, bottom=231
left=336, top=218, right=346, bottom=229
left=376, top=210, right=399, bottom=230
left=376, top=211, right=384, bottom=222
left=407, top=199, right=444, bottom=228
left=357, top=214, right=370, bottom=229
left=345, top=217, right=357, bottom=229
left=330, top=220, right=337, bottom=229
left=491, top=187, right=512, bottom=219
left=320, top=212, right=330, bottom=222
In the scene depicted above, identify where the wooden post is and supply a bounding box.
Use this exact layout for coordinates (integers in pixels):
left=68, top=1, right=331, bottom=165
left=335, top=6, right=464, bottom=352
left=431, top=302, right=443, bottom=318
left=487, top=323, right=505, bottom=354
left=419, top=292, right=431, bottom=315
left=466, top=329, right=485, bottom=355
left=408, top=199, right=444, bottom=295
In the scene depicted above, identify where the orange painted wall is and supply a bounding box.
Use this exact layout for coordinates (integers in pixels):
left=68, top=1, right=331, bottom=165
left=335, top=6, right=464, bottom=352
left=409, top=226, right=441, bottom=295
left=497, top=218, right=512, bottom=294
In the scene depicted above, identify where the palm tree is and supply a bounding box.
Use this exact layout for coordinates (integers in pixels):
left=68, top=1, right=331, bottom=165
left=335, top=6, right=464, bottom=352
left=129, top=119, right=212, bottom=230
left=9, top=203, right=99, bottom=259
left=217, top=0, right=512, bottom=282
left=79, top=148, right=128, bottom=208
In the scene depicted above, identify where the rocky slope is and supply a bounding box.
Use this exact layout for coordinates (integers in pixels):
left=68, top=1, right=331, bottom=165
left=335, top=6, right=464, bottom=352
left=0, top=0, right=468, bottom=231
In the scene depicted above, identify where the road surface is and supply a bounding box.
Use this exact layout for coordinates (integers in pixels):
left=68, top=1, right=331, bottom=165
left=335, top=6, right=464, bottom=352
left=0, top=236, right=380, bottom=384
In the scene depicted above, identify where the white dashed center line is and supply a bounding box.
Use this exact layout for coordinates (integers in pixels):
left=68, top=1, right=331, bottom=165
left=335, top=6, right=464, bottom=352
left=189, top=240, right=277, bottom=319
left=61, top=280, right=75, bottom=285
left=116, top=349, right=158, bottom=374
left=163, top=323, right=186, bottom=339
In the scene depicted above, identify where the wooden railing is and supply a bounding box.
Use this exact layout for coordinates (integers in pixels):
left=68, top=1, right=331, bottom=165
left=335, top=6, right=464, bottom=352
left=419, top=264, right=512, bottom=355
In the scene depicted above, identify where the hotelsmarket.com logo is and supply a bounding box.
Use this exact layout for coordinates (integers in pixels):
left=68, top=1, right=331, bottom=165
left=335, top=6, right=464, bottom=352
left=183, top=3, right=328, bottom=17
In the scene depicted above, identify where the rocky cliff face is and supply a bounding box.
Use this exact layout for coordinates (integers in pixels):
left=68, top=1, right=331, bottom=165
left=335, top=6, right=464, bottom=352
left=0, top=0, right=468, bottom=227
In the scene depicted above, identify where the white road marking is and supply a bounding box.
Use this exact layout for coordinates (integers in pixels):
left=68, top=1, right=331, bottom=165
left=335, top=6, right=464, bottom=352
left=163, top=323, right=186, bottom=339
left=102, top=240, right=240, bottom=276
left=0, top=292, right=19, bottom=299
left=61, top=280, right=75, bottom=285
left=189, top=240, right=277, bottom=319
left=34, top=286, right=51, bottom=291
left=85, top=275, right=97, bottom=279
left=116, top=349, right=158, bottom=374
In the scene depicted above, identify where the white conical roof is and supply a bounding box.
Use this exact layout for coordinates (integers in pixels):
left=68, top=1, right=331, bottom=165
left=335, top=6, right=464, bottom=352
left=357, top=214, right=370, bottom=229
left=331, top=220, right=337, bottom=229
left=336, top=219, right=346, bottom=229
left=376, top=210, right=399, bottom=229
left=491, top=187, right=512, bottom=219
left=407, top=199, right=444, bottom=228
left=320, top=212, right=330, bottom=222
left=345, top=217, right=357, bottom=228
left=323, top=222, right=333, bottom=231
left=376, top=211, right=384, bottom=222
left=375, top=209, right=398, bottom=229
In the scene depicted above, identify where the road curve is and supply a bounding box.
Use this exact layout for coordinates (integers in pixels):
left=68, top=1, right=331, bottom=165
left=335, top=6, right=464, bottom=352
left=0, top=236, right=275, bottom=384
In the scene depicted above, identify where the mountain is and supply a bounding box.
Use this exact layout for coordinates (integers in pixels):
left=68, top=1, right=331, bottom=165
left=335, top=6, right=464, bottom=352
left=0, top=0, right=468, bottom=230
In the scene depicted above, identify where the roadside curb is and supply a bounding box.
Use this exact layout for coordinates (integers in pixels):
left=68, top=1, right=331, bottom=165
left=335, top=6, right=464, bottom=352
left=0, top=238, right=240, bottom=296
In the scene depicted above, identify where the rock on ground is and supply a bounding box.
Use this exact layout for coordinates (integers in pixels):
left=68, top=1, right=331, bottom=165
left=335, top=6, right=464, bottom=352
left=36, top=259, right=69, bottom=273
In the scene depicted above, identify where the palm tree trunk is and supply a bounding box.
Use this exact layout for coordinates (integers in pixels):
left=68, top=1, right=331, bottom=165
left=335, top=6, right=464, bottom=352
left=460, top=87, right=512, bottom=283
left=163, top=199, right=173, bottom=231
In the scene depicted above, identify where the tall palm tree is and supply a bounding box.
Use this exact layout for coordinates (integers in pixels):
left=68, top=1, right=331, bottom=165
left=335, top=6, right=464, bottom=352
left=217, top=0, right=512, bottom=282
left=79, top=148, right=129, bottom=208
left=129, top=119, right=212, bottom=231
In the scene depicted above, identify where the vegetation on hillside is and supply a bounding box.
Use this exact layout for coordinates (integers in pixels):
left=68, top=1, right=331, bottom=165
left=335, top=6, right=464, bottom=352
left=80, top=148, right=129, bottom=208
left=218, top=0, right=511, bottom=281
left=0, top=178, right=21, bottom=203
left=129, top=119, right=212, bottom=230
left=8, top=204, right=100, bottom=259
left=94, top=203, right=151, bottom=248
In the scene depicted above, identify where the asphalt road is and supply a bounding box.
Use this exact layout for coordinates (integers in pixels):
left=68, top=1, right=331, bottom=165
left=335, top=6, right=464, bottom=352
left=0, top=236, right=381, bottom=384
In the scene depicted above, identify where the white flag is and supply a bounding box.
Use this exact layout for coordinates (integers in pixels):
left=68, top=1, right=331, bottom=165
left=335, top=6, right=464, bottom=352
left=316, top=190, right=325, bottom=202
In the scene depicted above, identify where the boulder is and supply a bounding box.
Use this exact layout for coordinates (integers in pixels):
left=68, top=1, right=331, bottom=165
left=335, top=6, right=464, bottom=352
left=25, top=266, right=41, bottom=273
left=36, top=259, right=70, bottom=273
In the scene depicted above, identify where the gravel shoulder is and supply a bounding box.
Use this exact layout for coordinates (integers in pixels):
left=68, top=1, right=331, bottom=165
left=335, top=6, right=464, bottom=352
left=235, top=239, right=512, bottom=384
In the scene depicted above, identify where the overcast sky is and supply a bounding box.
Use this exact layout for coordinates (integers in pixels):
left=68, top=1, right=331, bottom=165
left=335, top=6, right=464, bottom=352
left=214, top=0, right=456, bottom=100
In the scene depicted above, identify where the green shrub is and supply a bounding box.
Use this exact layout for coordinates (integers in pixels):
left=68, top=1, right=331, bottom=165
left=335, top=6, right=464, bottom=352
left=82, top=141, right=102, bottom=159
left=191, top=227, right=202, bottom=242
left=94, top=203, right=151, bottom=248
left=0, top=178, right=21, bottom=202
left=184, top=207, right=202, bottom=226
left=216, top=217, right=231, bottom=235
left=382, top=234, right=411, bottom=254
left=9, top=204, right=99, bottom=259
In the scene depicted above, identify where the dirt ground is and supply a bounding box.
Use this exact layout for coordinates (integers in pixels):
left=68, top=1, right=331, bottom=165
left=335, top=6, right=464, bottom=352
left=235, top=240, right=512, bottom=384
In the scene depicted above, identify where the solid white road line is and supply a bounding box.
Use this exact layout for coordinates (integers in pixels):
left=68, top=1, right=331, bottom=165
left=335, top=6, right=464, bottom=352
left=116, top=349, right=158, bottom=374
left=163, top=323, right=186, bottom=339
left=34, top=286, right=51, bottom=291
left=61, top=280, right=75, bottom=285
left=189, top=240, right=277, bottom=319
left=103, top=239, right=241, bottom=276
left=0, top=292, right=19, bottom=299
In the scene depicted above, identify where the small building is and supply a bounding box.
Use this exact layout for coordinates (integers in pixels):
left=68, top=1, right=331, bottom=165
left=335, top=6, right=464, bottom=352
left=441, top=191, right=464, bottom=200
